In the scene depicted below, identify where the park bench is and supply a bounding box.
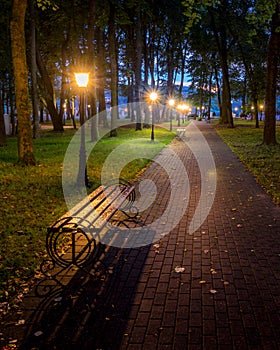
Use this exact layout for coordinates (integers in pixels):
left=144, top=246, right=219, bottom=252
left=35, top=179, right=140, bottom=297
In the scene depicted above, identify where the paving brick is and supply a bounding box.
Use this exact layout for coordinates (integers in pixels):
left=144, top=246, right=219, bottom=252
left=129, top=326, right=147, bottom=344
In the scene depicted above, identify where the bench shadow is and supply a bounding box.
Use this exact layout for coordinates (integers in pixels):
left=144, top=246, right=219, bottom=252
left=18, top=238, right=152, bottom=350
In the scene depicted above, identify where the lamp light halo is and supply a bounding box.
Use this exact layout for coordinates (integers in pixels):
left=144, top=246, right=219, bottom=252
left=149, top=91, right=158, bottom=102
left=168, top=98, right=175, bottom=107
left=75, top=72, right=89, bottom=87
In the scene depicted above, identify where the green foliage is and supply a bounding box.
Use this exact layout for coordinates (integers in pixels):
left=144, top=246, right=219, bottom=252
left=182, top=0, right=221, bottom=33
left=0, top=126, right=174, bottom=302
left=246, top=0, right=278, bottom=36
left=37, top=0, right=59, bottom=11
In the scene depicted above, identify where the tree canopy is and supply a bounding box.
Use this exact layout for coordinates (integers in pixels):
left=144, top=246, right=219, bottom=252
left=1, top=0, right=279, bottom=158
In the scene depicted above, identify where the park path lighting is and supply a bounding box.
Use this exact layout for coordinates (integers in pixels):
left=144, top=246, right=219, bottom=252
left=149, top=91, right=159, bottom=142
left=181, top=103, right=188, bottom=123
left=259, top=104, right=264, bottom=121
left=234, top=106, right=238, bottom=118
left=177, top=104, right=182, bottom=126
left=168, top=98, right=175, bottom=131
left=75, top=72, right=90, bottom=187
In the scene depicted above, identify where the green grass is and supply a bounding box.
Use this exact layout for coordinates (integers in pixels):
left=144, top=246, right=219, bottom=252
left=0, top=125, right=174, bottom=303
left=215, top=122, right=280, bottom=205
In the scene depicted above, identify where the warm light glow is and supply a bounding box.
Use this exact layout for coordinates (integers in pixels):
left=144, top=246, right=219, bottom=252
left=168, top=98, right=175, bottom=107
left=75, top=73, right=89, bottom=87
left=260, top=104, right=264, bottom=110
left=181, top=103, right=188, bottom=112
left=149, top=91, right=158, bottom=102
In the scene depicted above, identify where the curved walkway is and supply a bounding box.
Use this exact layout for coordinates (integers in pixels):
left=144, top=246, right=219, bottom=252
left=1, top=121, right=279, bottom=350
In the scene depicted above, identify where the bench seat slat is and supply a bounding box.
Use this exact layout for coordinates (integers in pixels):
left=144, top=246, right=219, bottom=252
left=66, top=185, right=135, bottom=230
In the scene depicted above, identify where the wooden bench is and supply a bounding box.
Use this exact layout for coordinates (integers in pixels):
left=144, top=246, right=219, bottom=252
left=35, top=179, right=139, bottom=297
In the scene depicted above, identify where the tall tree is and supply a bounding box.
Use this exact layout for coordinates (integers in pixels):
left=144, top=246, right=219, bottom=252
left=0, top=98, right=7, bottom=146
left=208, top=2, right=234, bottom=127
left=28, top=0, right=40, bottom=139
left=183, top=0, right=234, bottom=127
left=263, top=3, right=280, bottom=145
left=108, top=1, right=118, bottom=137
left=10, top=0, right=35, bottom=164
left=88, top=0, right=99, bottom=141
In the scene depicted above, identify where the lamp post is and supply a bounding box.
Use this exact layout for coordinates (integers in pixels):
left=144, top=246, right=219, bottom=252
left=260, top=104, right=264, bottom=121
left=149, top=91, right=158, bottom=142
left=181, top=103, right=188, bottom=123
left=75, top=72, right=90, bottom=187
left=234, top=106, right=238, bottom=118
left=168, top=98, right=175, bottom=131
left=177, top=104, right=182, bottom=126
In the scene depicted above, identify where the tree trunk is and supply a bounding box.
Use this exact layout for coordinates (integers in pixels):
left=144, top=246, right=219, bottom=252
left=135, top=12, right=142, bottom=131
left=28, top=0, right=40, bottom=139
left=148, top=24, right=155, bottom=88
left=88, top=0, right=98, bottom=141
left=263, top=5, right=279, bottom=145
left=10, top=0, right=35, bottom=165
left=219, top=42, right=234, bottom=127
left=209, top=9, right=233, bottom=127
left=0, top=98, right=7, bottom=146
left=179, top=45, right=188, bottom=97
left=108, top=2, right=118, bottom=137
left=96, top=27, right=108, bottom=128
left=214, top=62, right=222, bottom=116
left=58, top=33, right=68, bottom=126
left=252, top=95, right=259, bottom=129
left=36, top=48, right=64, bottom=132
left=8, top=76, right=16, bottom=135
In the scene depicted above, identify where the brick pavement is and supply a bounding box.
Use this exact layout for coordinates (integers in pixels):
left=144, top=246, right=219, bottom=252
left=1, top=121, right=279, bottom=350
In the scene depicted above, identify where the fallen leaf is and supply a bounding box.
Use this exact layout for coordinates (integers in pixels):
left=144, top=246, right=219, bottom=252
left=199, top=280, right=206, bottom=284
left=15, top=319, right=25, bottom=326
left=174, top=266, right=185, bottom=273
left=34, top=331, right=43, bottom=337
left=210, top=289, right=217, bottom=294
left=54, top=297, right=63, bottom=302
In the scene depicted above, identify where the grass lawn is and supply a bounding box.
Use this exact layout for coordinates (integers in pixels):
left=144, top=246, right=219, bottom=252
left=0, top=124, right=174, bottom=303
left=214, top=120, right=280, bottom=205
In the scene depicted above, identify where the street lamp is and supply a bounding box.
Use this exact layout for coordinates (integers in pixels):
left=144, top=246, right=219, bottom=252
left=259, top=104, right=264, bottom=121
left=168, top=98, right=175, bottom=131
left=234, top=106, right=238, bottom=118
left=149, top=91, right=158, bottom=142
left=177, top=104, right=182, bottom=126
left=75, top=72, right=90, bottom=187
left=181, top=103, right=188, bottom=123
